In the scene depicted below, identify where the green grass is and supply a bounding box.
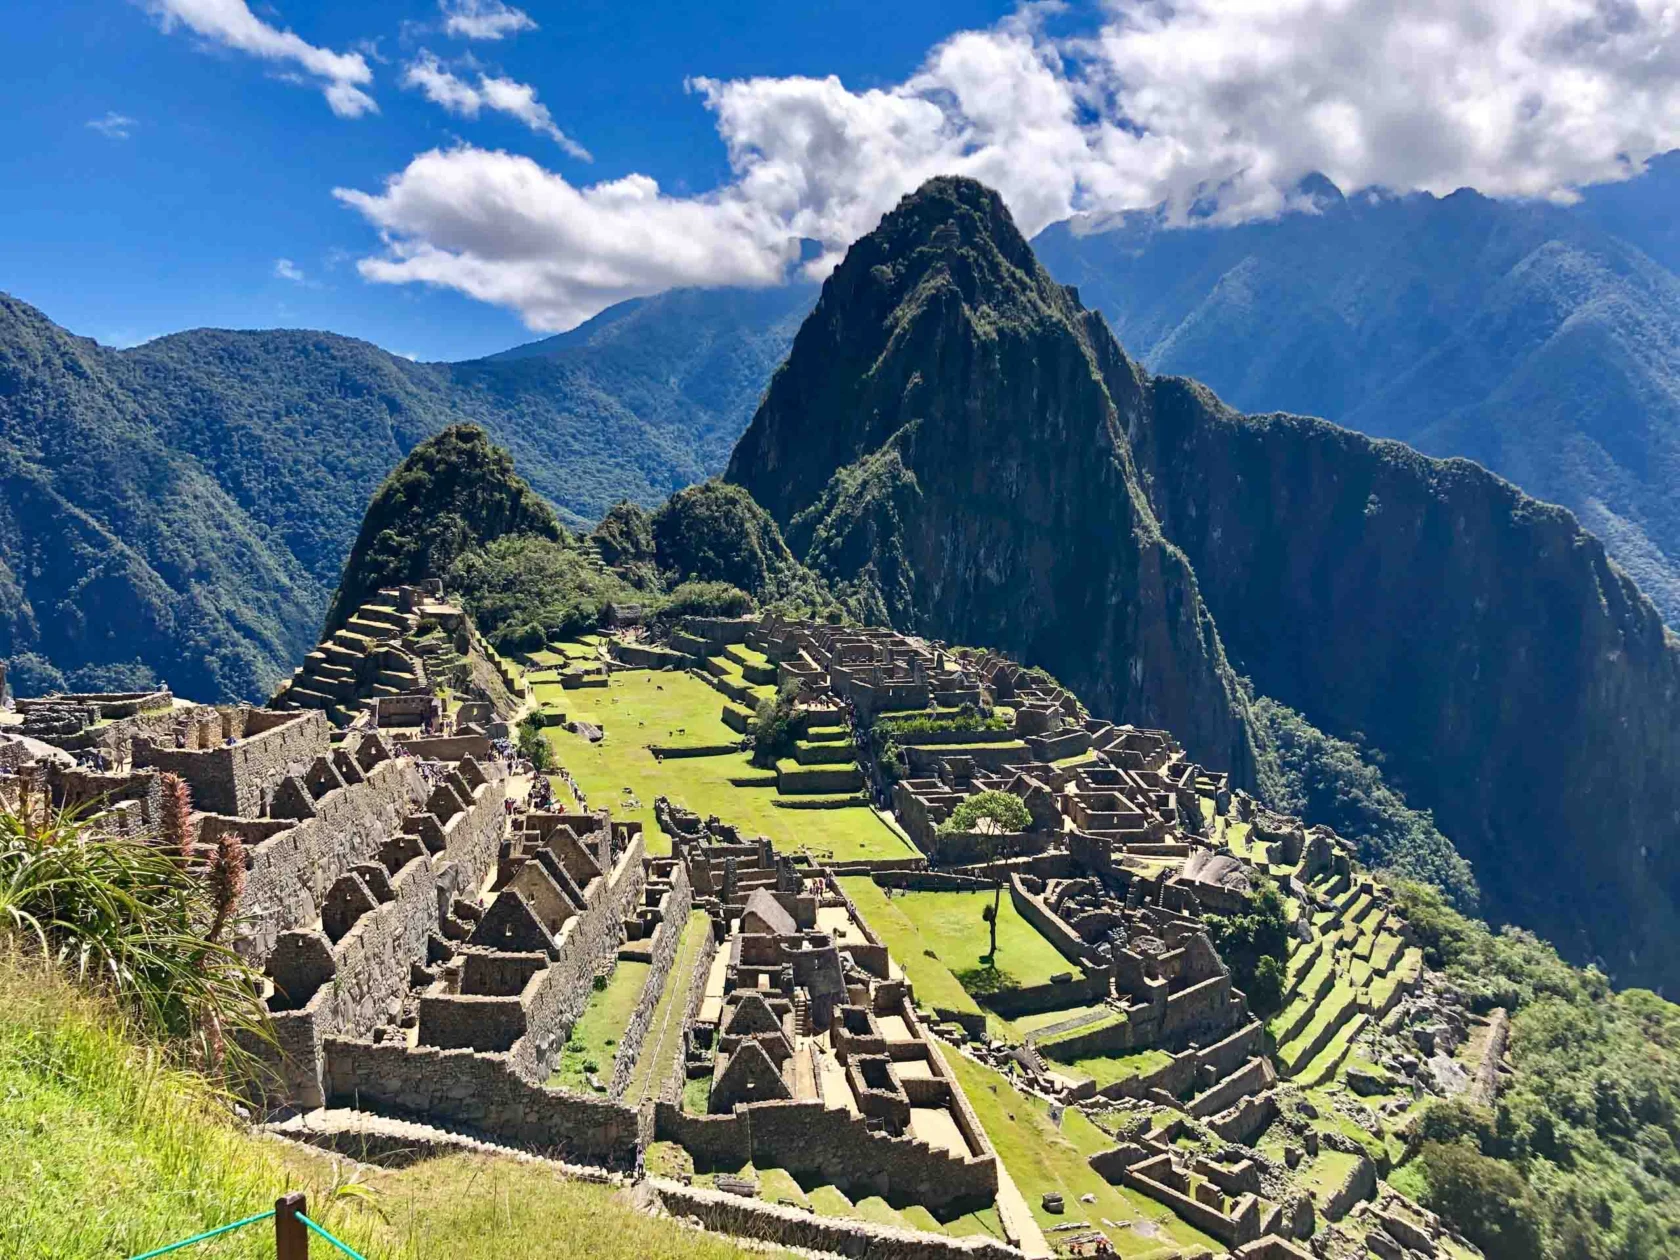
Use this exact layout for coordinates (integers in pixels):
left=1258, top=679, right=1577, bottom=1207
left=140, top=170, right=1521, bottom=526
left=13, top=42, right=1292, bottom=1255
left=0, top=950, right=764, bottom=1260
left=1300, top=1147, right=1362, bottom=1202
left=540, top=667, right=915, bottom=862
left=625, top=911, right=713, bottom=1105
left=1042, top=1046, right=1175, bottom=1088
left=1000, top=1003, right=1112, bottom=1041
left=935, top=1045, right=1218, bottom=1257
left=837, top=878, right=982, bottom=1019
left=550, top=961, right=650, bottom=1092
left=881, top=889, right=1083, bottom=996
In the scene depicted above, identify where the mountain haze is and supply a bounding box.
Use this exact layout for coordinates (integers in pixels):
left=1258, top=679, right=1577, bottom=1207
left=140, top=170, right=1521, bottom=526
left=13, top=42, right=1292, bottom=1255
left=729, top=176, right=1680, bottom=990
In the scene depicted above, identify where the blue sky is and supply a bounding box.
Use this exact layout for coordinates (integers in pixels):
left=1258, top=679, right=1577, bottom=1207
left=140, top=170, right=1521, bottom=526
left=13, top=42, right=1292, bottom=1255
left=4, top=0, right=1679, bottom=361
left=2, top=1, right=1013, bottom=359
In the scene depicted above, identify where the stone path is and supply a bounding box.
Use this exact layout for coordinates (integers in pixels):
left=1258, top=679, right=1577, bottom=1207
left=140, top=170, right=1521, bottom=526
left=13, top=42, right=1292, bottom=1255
left=991, top=1157, right=1053, bottom=1259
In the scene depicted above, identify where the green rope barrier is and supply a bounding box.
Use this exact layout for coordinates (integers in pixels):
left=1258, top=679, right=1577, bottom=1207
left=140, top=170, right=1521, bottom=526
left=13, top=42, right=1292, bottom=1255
left=128, top=1209, right=276, bottom=1260
left=297, top=1212, right=371, bottom=1260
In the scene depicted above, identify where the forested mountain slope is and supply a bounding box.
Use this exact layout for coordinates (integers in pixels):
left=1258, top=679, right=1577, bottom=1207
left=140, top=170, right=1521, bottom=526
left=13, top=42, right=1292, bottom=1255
left=0, top=284, right=809, bottom=699
left=1034, top=176, right=1680, bottom=620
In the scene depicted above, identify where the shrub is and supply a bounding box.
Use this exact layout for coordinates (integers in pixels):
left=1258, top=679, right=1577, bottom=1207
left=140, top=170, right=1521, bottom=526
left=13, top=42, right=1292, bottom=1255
left=1203, top=879, right=1291, bottom=1016
left=751, top=681, right=802, bottom=767
left=658, top=581, right=755, bottom=619
left=1417, top=1140, right=1545, bottom=1260
left=0, top=797, right=266, bottom=1067
left=516, top=717, right=554, bottom=773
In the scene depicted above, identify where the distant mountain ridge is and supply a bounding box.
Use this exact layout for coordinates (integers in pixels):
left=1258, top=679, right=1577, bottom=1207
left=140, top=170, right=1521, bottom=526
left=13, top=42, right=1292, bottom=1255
left=0, top=283, right=811, bottom=700
left=1034, top=161, right=1680, bottom=620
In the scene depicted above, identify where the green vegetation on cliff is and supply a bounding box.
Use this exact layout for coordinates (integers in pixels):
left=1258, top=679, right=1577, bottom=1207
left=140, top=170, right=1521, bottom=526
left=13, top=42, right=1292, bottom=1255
left=326, top=425, right=563, bottom=633
left=1255, top=696, right=1478, bottom=909
left=726, top=172, right=1680, bottom=994
left=651, top=480, right=827, bottom=608
left=0, top=283, right=813, bottom=700
left=727, top=176, right=1270, bottom=793
left=1394, top=880, right=1680, bottom=1258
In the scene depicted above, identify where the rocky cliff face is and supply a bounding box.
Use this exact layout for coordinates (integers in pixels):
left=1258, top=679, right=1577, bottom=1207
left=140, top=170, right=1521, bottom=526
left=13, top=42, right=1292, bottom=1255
left=728, top=175, right=1680, bottom=988
left=727, top=177, right=1267, bottom=787
left=1137, top=385, right=1680, bottom=984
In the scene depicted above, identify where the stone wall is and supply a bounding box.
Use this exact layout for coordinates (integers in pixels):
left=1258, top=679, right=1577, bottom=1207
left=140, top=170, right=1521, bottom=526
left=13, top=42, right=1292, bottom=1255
left=250, top=847, right=455, bottom=1108
left=135, top=710, right=329, bottom=816
left=644, top=1179, right=1019, bottom=1260
left=322, top=1037, right=640, bottom=1168
left=419, top=994, right=529, bottom=1052
left=1161, top=973, right=1239, bottom=1040
left=654, top=1100, right=997, bottom=1213
left=664, top=921, right=721, bottom=1105
left=231, top=757, right=428, bottom=961
left=1009, top=874, right=1102, bottom=965
left=1188, top=1056, right=1275, bottom=1118
left=610, top=861, right=693, bottom=1099
left=1208, top=1091, right=1277, bottom=1144
left=393, top=734, right=493, bottom=761
left=1320, top=1153, right=1377, bottom=1222
left=507, top=833, right=647, bottom=1083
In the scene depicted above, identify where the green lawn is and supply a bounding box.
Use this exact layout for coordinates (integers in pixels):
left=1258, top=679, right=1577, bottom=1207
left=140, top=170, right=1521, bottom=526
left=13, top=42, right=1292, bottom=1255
left=936, top=1045, right=1218, bottom=1257
left=625, top=911, right=713, bottom=1106
left=550, top=960, right=650, bottom=1092
left=540, top=667, right=914, bottom=862
left=1041, top=1045, right=1174, bottom=1088
left=838, top=877, right=983, bottom=1019
left=883, top=889, right=1083, bottom=996
left=1000, top=1003, right=1112, bottom=1041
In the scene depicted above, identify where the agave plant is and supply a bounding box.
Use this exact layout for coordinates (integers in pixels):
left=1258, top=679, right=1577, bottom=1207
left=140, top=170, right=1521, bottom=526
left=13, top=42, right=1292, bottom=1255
left=0, top=792, right=268, bottom=1069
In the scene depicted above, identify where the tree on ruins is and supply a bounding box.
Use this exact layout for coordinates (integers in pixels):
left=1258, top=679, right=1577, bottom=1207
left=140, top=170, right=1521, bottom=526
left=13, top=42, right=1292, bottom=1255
left=939, top=790, right=1032, bottom=964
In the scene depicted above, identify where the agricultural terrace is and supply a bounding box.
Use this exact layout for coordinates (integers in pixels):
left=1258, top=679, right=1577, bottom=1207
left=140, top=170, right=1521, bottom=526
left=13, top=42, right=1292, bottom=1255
left=536, top=663, right=917, bottom=862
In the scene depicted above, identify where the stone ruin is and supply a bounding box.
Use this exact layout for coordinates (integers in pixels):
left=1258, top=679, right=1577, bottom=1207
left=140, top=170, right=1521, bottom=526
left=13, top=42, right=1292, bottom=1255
left=0, top=603, right=1469, bottom=1260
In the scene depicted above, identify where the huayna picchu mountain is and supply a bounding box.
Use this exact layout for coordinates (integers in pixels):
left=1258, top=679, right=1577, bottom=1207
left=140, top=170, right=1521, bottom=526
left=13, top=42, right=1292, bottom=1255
left=729, top=176, right=1680, bottom=990
left=727, top=177, right=1267, bottom=795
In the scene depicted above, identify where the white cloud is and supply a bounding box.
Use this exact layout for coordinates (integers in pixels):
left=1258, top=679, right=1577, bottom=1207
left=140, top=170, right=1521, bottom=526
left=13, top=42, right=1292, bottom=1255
left=86, top=112, right=138, bottom=139
left=335, top=149, right=793, bottom=330
left=147, top=0, right=376, bottom=117
left=341, top=0, right=1680, bottom=330
left=440, top=0, right=535, bottom=42
left=402, top=51, right=590, bottom=159
left=273, top=258, right=307, bottom=283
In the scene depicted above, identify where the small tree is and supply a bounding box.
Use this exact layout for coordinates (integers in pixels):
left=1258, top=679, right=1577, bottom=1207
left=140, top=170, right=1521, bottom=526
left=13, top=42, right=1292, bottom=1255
left=516, top=716, right=554, bottom=773
left=750, top=680, right=801, bottom=767
left=1202, top=878, right=1292, bottom=1016
left=938, top=791, right=1032, bottom=964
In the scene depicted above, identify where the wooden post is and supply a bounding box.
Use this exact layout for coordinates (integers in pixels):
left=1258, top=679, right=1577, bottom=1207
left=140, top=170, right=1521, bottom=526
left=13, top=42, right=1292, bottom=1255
left=275, top=1192, right=308, bottom=1260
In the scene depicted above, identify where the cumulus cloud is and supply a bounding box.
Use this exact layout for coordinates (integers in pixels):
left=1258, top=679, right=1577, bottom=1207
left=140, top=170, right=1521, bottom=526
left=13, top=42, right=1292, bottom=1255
left=341, top=0, right=1680, bottom=330
left=440, top=0, right=535, bottom=42
left=147, top=0, right=376, bottom=117
left=336, top=148, right=793, bottom=330
left=86, top=112, right=138, bottom=139
left=403, top=51, right=590, bottom=159
left=273, top=258, right=307, bottom=283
